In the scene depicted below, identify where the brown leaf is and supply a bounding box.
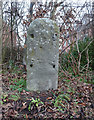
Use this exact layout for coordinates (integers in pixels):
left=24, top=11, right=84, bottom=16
left=25, top=114, right=28, bottom=119
left=47, top=107, right=53, bottom=113
left=20, top=102, right=27, bottom=111
left=46, top=97, right=52, bottom=100
left=78, top=102, right=86, bottom=106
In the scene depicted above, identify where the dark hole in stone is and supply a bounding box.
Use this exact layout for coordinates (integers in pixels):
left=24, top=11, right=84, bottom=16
left=30, top=34, right=34, bottom=38
left=30, top=64, right=33, bottom=67
left=53, top=65, right=55, bottom=68
left=40, top=46, right=42, bottom=48
left=55, top=33, right=58, bottom=36
left=52, top=36, right=55, bottom=41
left=52, top=33, right=58, bottom=41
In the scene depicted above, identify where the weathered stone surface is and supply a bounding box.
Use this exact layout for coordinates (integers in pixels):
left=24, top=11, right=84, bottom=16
left=26, top=18, right=60, bottom=91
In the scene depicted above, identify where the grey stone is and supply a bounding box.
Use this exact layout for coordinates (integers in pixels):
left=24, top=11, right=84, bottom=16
left=26, top=18, right=60, bottom=91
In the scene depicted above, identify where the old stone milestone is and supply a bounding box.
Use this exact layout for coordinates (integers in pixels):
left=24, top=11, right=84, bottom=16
left=26, top=18, right=60, bottom=91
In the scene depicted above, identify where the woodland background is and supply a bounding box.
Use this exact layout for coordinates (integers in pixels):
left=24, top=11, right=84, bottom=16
left=0, top=0, right=94, bottom=119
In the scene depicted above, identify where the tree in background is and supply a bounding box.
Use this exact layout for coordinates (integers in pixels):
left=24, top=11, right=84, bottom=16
left=2, top=1, right=28, bottom=63
left=2, top=0, right=94, bottom=80
left=26, top=0, right=94, bottom=79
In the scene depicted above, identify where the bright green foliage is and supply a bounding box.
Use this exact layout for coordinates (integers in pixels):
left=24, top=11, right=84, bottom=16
left=1, top=94, right=8, bottom=103
left=8, top=93, right=20, bottom=101
left=28, top=98, right=44, bottom=111
left=10, top=78, right=26, bottom=92
left=0, top=100, right=3, bottom=105
left=7, top=63, right=26, bottom=93
left=52, top=92, right=70, bottom=112
left=1, top=93, right=19, bottom=103
left=60, top=37, right=94, bottom=76
left=72, top=37, right=94, bottom=70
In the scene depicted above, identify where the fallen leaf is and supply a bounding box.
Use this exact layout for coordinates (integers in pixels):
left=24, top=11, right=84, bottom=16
left=46, top=97, right=52, bottom=100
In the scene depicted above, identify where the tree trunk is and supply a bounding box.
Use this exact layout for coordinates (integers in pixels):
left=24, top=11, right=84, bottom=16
left=92, top=2, right=94, bottom=38
left=0, top=1, right=2, bottom=119
left=10, top=2, right=13, bottom=60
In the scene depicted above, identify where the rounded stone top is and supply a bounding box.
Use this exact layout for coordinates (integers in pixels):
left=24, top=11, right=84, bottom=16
left=27, top=18, right=60, bottom=36
left=30, top=18, right=56, bottom=25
